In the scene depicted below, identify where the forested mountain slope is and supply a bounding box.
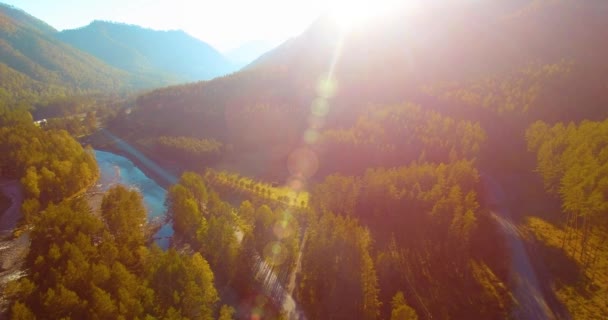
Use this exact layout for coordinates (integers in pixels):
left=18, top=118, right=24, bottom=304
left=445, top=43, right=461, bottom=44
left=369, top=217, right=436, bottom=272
left=0, top=3, right=240, bottom=105
left=58, top=21, right=237, bottom=83
left=109, top=4, right=608, bottom=316
left=123, top=0, right=608, bottom=179
left=3, top=1, right=608, bottom=319
left=0, top=3, right=129, bottom=104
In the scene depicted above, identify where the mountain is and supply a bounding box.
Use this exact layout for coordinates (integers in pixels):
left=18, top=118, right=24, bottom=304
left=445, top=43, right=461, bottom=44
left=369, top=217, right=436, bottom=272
left=108, top=2, right=608, bottom=318
left=0, top=2, right=55, bottom=35
left=0, top=3, right=240, bottom=104
left=0, top=3, right=130, bottom=104
left=57, top=21, right=237, bottom=83
left=125, top=0, right=608, bottom=175
left=224, top=40, right=276, bottom=68
left=5, top=1, right=608, bottom=319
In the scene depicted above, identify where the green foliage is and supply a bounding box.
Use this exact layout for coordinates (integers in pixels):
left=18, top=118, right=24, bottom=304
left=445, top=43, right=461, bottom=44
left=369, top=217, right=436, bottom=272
left=33, top=96, right=96, bottom=119
left=167, top=183, right=206, bottom=243
left=167, top=172, right=242, bottom=285
left=0, top=104, right=33, bottom=127
left=308, top=161, right=510, bottom=319
left=9, top=190, right=219, bottom=320
left=310, top=174, right=360, bottom=216
left=526, top=119, right=608, bottom=318
left=390, top=292, right=418, bottom=320
left=0, top=108, right=98, bottom=224
left=8, top=2, right=608, bottom=318
left=239, top=200, right=255, bottom=226
left=57, top=20, right=236, bottom=84
left=218, top=305, right=236, bottom=320
left=147, top=250, right=219, bottom=320
left=205, top=169, right=308, bottom=208
left=101, top=185, right=147, bottom=265
left=154, top=136, right=223, bottom=165
left=320, top=103, right=486, bottom=174
left=527, top=119, right=608, bottom=215
left=179, top=171, right=210, bottom=205
left=202, top=214, right=241, bottom=281
left=527, top=119, right=608, bottom=259
left=524, top=217, right=608, bottom=320
left=426, top=62, right=572, bottom=114
left=425, top=61, right=608, bottom=121
left=245, top=204, right=301, bottom=273
left=0, top=5, right=131, bottom=103
left=298, top=212, right=380, bottom=319
left=9, top=302, right=35, bottom=320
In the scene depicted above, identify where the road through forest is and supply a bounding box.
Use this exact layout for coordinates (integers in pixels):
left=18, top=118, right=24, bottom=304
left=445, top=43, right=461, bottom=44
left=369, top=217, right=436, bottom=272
left=482, top=175, right=557, bottom=320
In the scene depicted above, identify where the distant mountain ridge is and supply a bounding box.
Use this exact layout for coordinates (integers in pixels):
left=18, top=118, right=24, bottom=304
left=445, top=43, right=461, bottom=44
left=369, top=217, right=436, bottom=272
left=0, top=2, right=244, bottom=104
left=58, top=21, right=237, bottom=83
left=0, top=3, right=130, bottom=104
left=126, top=0, right=608, bottom=169
left=0, top=3, right=55, bottom=34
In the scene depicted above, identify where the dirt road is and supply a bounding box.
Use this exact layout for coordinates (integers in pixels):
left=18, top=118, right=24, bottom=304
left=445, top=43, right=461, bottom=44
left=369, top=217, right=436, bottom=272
left=483, top=175, right=556, bottom=320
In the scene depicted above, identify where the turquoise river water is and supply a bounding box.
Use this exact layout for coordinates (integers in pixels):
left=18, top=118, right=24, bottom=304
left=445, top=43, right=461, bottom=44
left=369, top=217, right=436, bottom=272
left=94, top=150, right=172, bottom=249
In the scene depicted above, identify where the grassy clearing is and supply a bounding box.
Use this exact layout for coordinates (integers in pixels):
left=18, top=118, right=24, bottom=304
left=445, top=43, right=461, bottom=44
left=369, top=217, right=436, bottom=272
left=523, top=216, right=608, bottom=319
left=205, top=169, right=309, bottom=208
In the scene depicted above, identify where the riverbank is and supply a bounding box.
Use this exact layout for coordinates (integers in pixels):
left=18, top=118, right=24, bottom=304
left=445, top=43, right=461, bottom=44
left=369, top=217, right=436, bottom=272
left=82, top=129, right=178, bottom=189
left=0, top=180, right=23, bottom=232
left=0, top=180, right=27, bottom=315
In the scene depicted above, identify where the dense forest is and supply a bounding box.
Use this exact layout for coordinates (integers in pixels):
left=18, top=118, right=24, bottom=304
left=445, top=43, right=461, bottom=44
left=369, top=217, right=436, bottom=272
left=0, top=105, right=98, bottom=220
left=0, top=108, right=232, bottom=319
left=6, top=188, right=223, bottom=319
left=0, top=3, right=241, bottom=106
left=524, top=119, right=608, bottom=319
left=0, top=4, right=130, bottom=104
left=2, top=0, right=608, bottom=319
left=101, top=1, right=608, bottom=318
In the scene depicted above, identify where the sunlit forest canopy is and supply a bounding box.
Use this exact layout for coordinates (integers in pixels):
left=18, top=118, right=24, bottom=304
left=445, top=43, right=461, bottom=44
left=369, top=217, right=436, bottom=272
left=1, top=0, right=608, bottom=319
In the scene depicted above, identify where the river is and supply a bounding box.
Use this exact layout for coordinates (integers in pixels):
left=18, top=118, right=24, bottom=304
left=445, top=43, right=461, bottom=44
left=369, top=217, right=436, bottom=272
left=1, top=150, right=174, bottom=315
left=94, top=149, right=304, bottom=317
left=94, top=150, right=173, bottom=249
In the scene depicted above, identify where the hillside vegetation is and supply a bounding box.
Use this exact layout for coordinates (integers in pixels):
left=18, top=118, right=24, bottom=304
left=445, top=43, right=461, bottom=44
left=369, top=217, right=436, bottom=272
left=2, top=1, right=608, bottom=319
left=58, top=21, right=237, bottom=84
left=0, top=4, right=129, bottom=104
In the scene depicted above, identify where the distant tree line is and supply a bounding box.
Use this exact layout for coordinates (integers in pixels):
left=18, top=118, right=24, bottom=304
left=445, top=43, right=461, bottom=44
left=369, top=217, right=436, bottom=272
left=154, top=136, right=223, bottom=166
left=320, top=103, right=485, bottom=175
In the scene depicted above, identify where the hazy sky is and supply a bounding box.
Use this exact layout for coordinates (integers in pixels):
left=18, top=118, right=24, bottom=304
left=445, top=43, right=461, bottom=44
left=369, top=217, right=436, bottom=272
left=3, top=0, right=336, bottom=51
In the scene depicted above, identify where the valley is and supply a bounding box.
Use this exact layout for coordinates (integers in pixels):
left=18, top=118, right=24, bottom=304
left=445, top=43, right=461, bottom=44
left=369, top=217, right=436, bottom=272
left=1, top=0, right=608, bottom=319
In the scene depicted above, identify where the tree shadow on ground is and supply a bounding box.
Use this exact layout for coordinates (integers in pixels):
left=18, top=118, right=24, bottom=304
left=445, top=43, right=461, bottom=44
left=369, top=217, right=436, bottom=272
left=528, top=235, right=589, bottom=319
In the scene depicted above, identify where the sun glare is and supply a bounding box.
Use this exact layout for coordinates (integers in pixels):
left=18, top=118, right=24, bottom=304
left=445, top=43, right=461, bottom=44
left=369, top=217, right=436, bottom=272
left=328, top=0, right=412, bottom=30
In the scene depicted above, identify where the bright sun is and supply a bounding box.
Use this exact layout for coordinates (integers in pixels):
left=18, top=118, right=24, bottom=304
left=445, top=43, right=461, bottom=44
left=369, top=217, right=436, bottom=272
left=328, top=0, right=412, bottom=30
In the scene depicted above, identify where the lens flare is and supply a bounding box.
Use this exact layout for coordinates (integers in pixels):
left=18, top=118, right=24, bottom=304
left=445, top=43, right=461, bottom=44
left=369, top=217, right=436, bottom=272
left=288, top=176, right=304, bottom=191
left=304, top=129, right=321, bottom=144
left=308, top=115, right=325, bottom=130
left=263, top=242, right=288, bottom=266
left=316, top=75, right=338, bottom=98
left=287, top=147, right=319, bottom=178
left=311, top=98, right=330, bottom=117
left=274, top=220, right=295, bottom=239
